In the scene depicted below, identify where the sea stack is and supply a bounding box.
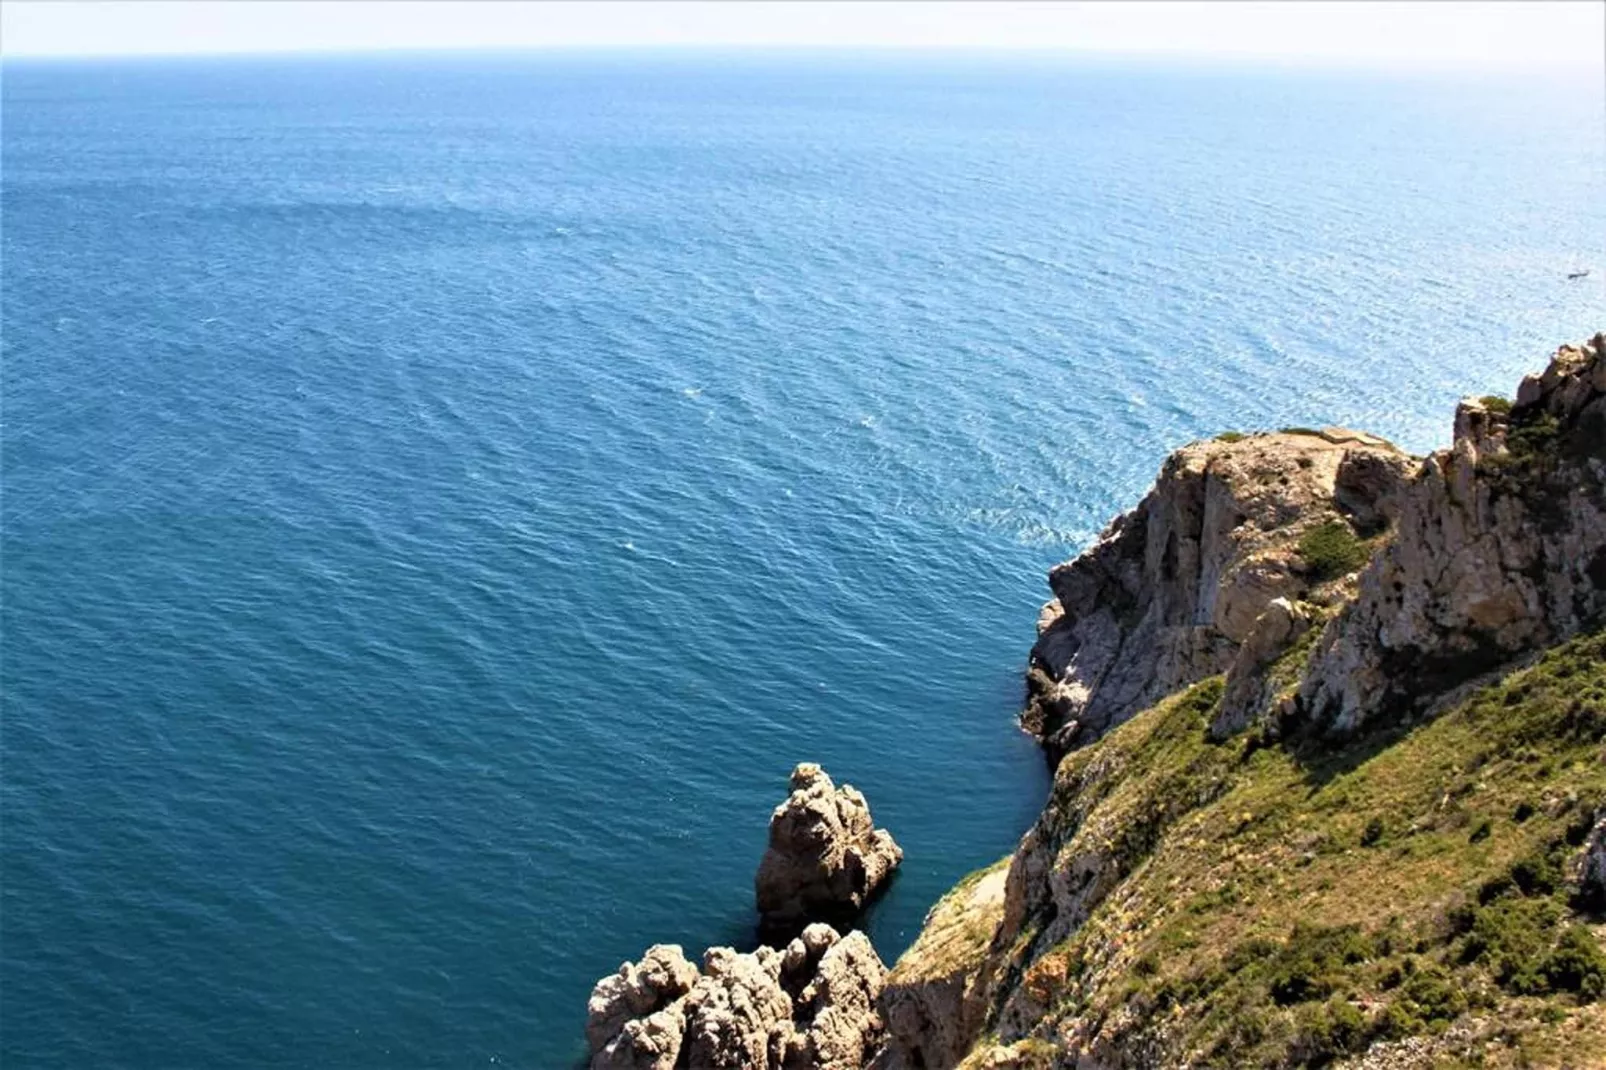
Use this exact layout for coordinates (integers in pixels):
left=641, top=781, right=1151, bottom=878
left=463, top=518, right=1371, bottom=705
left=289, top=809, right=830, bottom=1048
left=755, top=764, right=903, bottom=934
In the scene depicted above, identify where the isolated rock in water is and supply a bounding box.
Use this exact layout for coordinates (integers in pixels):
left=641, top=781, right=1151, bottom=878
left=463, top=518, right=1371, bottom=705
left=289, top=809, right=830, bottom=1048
left=756, top=763, right=904, bottom=930
left=586, top=924, right=889, bottom=1070
left=586, top=944, right=700, bottom=1055
left=1023, top=429, right=1414, bottom=757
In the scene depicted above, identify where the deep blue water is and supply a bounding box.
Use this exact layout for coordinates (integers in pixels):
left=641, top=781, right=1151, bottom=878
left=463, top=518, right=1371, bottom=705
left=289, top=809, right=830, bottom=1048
left=2, top=50, right=1603, bottom=1068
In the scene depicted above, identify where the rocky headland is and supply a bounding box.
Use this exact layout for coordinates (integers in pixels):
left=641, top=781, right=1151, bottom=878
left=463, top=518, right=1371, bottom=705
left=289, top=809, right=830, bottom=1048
left=585, top=335, right=1606, bottom=1069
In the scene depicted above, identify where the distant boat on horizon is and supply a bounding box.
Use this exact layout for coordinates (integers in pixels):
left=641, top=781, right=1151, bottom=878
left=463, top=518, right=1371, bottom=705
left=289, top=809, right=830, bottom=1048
left=1567, top=268, right=1591, bottom=279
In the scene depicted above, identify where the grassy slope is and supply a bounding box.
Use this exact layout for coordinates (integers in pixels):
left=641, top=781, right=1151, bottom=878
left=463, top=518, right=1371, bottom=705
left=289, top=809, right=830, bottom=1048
left=985, top=633, right=1606, bottom=1069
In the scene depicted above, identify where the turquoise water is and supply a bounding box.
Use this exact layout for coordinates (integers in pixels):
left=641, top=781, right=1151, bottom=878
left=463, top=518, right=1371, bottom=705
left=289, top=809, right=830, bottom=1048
left=3, top=51, right=1602, bottom=1068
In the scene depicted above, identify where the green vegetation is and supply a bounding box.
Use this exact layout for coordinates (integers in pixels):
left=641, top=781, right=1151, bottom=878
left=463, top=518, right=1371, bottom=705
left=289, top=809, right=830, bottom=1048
left=1507, top=410, right=1563, bottom=461
left=1281, top=426, right=1325, bottom=437
left=1008, top=632, right=1606, bottom=1068
left=1297, top=519, right=1371, bottom=583
left=1480, top=394, right=1514, bottom=415
left=1215, top=431, right=1248, bottom=444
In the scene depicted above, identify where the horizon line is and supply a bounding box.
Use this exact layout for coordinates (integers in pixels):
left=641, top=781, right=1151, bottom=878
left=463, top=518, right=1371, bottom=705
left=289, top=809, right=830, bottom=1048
left=3, top=41, right=1601, bottom=77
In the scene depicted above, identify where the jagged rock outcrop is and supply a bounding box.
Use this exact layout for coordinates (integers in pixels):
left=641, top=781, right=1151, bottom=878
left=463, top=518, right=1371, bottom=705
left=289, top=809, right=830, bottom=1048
left=1578, top=809, right=1606, bottom=911
left=587, top=944, right=701, bottom=1062
left=756, top=764, right=903, bottom=932
left=1296, top=335, right=1606, bottom=737
left=786, top=930, right=888, bottom=1070
left=1210, top=595, right=1317, bottom=739
left=682, top=945, right=797, bottom=1068
left=1024, top=429, right=1414, bottom=757
left=585, top=924, right=888, bottom=1070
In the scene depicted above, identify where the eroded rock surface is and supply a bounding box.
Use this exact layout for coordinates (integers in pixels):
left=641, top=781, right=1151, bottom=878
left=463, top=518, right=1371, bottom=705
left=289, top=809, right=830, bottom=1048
left=1297, top=335, right=1606, bottom=736
left=585, top=924, right=888, bottom=1070
left=1575, top=809, right=1606, bottom=911
left=1024, top=429, right=1414, bottom=757
left=586, top=944, right=700, bottom=1057
left=756, top=764, right=903, bottom=932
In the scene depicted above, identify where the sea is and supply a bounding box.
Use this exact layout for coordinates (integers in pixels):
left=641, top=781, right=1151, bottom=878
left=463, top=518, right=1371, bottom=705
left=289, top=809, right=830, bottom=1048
left=3, top=50, right=1603, bottom=1069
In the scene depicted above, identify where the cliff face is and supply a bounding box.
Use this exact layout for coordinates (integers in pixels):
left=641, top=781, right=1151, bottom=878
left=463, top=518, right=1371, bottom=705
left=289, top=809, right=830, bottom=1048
left=875, top=337, right=1606, bottom=1070
left=1296, top=337, right=1606, bottom=738
left=1024, top=429, right=1414, bottom=758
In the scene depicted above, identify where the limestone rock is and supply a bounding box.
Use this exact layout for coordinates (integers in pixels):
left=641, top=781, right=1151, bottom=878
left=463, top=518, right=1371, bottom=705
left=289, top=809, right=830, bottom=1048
left=788, top=931, right=889, bottom=1070
left=586, top=944, right=700, bottom=1053
left=592, top=998, right=689, bottom=1070
left=756, top=764, right=903, bottom=931
left=1579, top=809, right=1606, bottom=911
left=682, top=946, right=796, bottom=1069
left=1024, top=429, right=1413, bottom=757
left=1298, top=335, right=1606, bottom=737
left=1212, top=596, right=1314, bottom=739
left=585, top=924, right=890, bottom=1070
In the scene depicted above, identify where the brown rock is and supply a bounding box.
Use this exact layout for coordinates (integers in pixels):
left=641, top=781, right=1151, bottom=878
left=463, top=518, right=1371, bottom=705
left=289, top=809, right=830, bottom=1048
left=875, top=862, right=1009, bottom=1070
left=755, top=764, right=903, bottom=931
left=1298, top=334, right=1606, bottom=737
left=786, top=931, right=888, bottom=1070
left=585, top=924, right=890, bottom=1070
left=1576, top=809, right=1606, bottom=910
left=682, top=946, right=796, bottom=1069
left=1024, top=429, right=1413, bottom=757
left=586, top=944, right=700, bottom=1055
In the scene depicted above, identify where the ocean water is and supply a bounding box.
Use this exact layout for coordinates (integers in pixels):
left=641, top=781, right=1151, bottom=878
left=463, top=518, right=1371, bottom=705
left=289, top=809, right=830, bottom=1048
left=2, top=50, right=1603, bottom=1068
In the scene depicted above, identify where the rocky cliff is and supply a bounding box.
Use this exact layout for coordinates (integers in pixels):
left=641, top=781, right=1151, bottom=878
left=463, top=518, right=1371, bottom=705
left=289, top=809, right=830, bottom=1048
left=1023, top=427, right=1414, bottom=758
left=579, top=336, right=1606, bottom=1070
left=1295, top=339, right=1606, bottom=738
left=873, top=335, right=1606, bottom=1069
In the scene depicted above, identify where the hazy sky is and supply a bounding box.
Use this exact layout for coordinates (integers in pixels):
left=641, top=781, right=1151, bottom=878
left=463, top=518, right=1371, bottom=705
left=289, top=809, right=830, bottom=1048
left=2, top=1, right=1602, bottom=70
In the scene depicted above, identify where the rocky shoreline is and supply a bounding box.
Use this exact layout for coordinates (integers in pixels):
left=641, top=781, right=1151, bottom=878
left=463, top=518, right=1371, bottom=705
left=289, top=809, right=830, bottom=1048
left=584, top=765, right=903, bottom=1069
left=584, top=335, right=1606, bottom=1070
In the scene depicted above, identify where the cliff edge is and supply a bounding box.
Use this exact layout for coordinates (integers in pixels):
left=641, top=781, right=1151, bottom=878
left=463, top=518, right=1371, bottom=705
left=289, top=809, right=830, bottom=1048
left=876, top=335, right=1606, bottom=1070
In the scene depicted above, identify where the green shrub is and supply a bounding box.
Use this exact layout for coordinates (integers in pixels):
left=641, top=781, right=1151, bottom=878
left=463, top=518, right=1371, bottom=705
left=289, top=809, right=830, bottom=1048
left=1292, top=997, right=1369, bottom=1064
left=1542, top=927, right=1606, bottom=999
left=1507, top=410, right=1561, bottom=460
left=1461, top=896, right=1561, bottom=994
left=1378, top=966, right=1468, bottom=1037
left=1298, top=521, right=1370, bottom=583
left=1215, top=431, right=1248, bottom=444
left=1269, top=924, right=1374, bottom=1005
left=1479, top=395, right=1513, bottom=415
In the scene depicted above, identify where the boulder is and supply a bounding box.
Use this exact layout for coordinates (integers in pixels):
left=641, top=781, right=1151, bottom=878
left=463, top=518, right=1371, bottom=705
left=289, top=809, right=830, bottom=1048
left=1579, top=809, right=1606, bottom=911
left=755, top=764, right=903, bottom=931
